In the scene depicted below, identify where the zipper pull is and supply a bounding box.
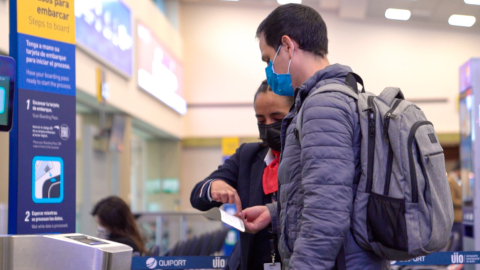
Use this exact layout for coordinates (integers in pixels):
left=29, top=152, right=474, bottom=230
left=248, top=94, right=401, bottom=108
left=383, top=113, right=391, bottom=138
left=364, top=105, right=375, bottom=137
left=369, top=112, right=375, bottom=137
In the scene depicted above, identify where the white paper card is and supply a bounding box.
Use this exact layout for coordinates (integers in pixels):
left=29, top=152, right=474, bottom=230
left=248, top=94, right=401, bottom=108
left=264, top=263, right=281, bottom=270
left=203, top=207, right=245, bottom=232
left=219, top=208, right=245, bottom=232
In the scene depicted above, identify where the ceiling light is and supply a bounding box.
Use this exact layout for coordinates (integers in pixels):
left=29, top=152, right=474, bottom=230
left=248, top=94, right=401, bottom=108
left=448, top=14, right=476, bottom=27
left=277, top=0, right=301, bottom=4
left=465, top=0, right=480, bottom=5
left=385, top=8, right=411, bottom=21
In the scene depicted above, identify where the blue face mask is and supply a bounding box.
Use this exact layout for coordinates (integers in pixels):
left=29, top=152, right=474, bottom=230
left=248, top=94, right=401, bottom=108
left=265, top=45, right=294, bottom=96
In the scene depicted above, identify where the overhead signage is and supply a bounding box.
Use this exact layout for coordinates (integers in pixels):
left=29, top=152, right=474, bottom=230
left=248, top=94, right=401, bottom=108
left=137, top=22, right=186, bottom=115
left=75, top=0, right=133, bottom=76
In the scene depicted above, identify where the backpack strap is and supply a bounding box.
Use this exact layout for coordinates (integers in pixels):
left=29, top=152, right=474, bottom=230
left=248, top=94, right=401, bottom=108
left=377, top=87, right=404, bottom=106
left=295, top=83, right=359, bottom=145
left=345, top=72, right=365, bottom=94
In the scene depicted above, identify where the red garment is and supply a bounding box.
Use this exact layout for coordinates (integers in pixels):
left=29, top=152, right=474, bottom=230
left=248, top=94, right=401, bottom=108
left=262, top=150, right=280, bottom=195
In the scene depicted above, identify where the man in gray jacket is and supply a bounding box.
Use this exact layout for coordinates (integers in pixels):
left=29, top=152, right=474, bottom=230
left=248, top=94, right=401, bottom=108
left=242, top=4, right=389, bottom=270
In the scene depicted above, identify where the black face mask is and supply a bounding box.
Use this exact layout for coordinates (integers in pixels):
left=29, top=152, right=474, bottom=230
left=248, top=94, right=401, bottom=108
left=258, top=121, right=282, bottom=152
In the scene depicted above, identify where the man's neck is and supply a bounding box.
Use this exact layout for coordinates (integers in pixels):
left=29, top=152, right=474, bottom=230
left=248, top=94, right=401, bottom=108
left=295, top=56, right=330, bottom=89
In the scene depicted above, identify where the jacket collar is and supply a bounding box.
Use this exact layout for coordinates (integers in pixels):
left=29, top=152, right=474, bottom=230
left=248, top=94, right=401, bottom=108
left=293, top=64, right=353, bottom=111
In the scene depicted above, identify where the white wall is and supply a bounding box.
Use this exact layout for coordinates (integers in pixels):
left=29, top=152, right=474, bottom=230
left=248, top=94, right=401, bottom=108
left=181, top=3, right=267, bottom=138
left=181, top=2, right=480, bottom=137
left=180, top=146, right=222, bottom=211
left=327, top=16, right=480, bottom=134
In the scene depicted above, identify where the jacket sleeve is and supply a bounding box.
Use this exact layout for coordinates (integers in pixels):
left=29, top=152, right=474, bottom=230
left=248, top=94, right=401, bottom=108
left=289, top=92, right=357, bottom=270
left=190, top=143, right=244, bottom=211
left=266, top=202, right=278, bottom=234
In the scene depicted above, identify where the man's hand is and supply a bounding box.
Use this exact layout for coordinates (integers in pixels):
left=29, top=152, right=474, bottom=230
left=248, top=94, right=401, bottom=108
left=241, top=205, right=271, bottom=234
left=210, top=180, right=242, bottom=215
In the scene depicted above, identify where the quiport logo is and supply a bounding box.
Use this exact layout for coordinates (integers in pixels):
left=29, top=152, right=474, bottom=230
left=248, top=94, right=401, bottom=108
left=146, top=258, right=157, bottom=269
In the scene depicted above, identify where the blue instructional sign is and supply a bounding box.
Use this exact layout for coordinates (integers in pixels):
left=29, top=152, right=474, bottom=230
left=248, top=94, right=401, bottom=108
left=17, top=34, right=76, bottom=96
left=9, top=0, right=76, bottom=234
left=131, top=256, right=229, bottom=270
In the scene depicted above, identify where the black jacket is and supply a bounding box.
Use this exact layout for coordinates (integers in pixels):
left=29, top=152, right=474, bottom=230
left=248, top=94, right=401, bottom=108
left=190, top=143, right=277, bottom=270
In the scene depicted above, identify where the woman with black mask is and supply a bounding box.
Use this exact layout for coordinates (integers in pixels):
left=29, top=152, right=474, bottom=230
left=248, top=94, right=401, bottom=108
left=190, top=80, right=293, bottom=270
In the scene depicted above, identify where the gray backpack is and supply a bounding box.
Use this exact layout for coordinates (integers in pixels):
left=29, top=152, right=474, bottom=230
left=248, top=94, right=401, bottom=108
left=295, top=79, right=454, bottom=260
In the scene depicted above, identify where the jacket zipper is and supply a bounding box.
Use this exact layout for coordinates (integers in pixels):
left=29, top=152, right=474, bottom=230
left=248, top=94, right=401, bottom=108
left=407, top=121, right=433, bottom=203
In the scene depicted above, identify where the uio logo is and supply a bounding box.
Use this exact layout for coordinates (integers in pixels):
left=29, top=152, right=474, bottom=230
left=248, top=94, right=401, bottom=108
left=212, top=257, right=226, bottom=268
left=451, top=252, right=464, bottom=264
left=146, top=257, right=157, bottom=269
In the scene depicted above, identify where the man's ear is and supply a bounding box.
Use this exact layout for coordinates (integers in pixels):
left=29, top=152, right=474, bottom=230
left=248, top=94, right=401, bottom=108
left=281, top=35, right=298, bottom=59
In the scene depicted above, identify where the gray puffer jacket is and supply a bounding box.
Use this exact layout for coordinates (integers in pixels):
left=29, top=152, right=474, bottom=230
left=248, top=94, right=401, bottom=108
left=266, top=64, right=390, bottom=270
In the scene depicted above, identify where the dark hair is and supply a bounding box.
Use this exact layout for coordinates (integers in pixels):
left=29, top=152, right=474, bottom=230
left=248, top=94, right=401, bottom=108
left=254, top=80, right=294, bottom=105
left=92, top=196, right=146, bottom=255
left=256, top=4, right=328, bottom=57
left=453, top=161, right=461, bottom=172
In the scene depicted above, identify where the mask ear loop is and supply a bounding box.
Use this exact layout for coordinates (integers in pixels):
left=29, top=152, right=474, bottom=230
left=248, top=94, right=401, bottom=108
left=287, top=44, right=294, bottom=74
left=273, top=45, right=282, bottom=64
left=271, top=45, right=282, bottom=73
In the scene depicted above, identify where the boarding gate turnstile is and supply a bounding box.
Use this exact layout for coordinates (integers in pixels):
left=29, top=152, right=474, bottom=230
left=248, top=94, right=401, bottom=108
left=0, top=233, right=132, bottom=270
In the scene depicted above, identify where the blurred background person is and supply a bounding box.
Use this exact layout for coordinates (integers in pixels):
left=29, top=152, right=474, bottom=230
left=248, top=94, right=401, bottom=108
left=190, top=80, right=293, bottom=270
left=449, top=162, right=461, bottom=184
left=92, top=196, right=147, bottom=256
